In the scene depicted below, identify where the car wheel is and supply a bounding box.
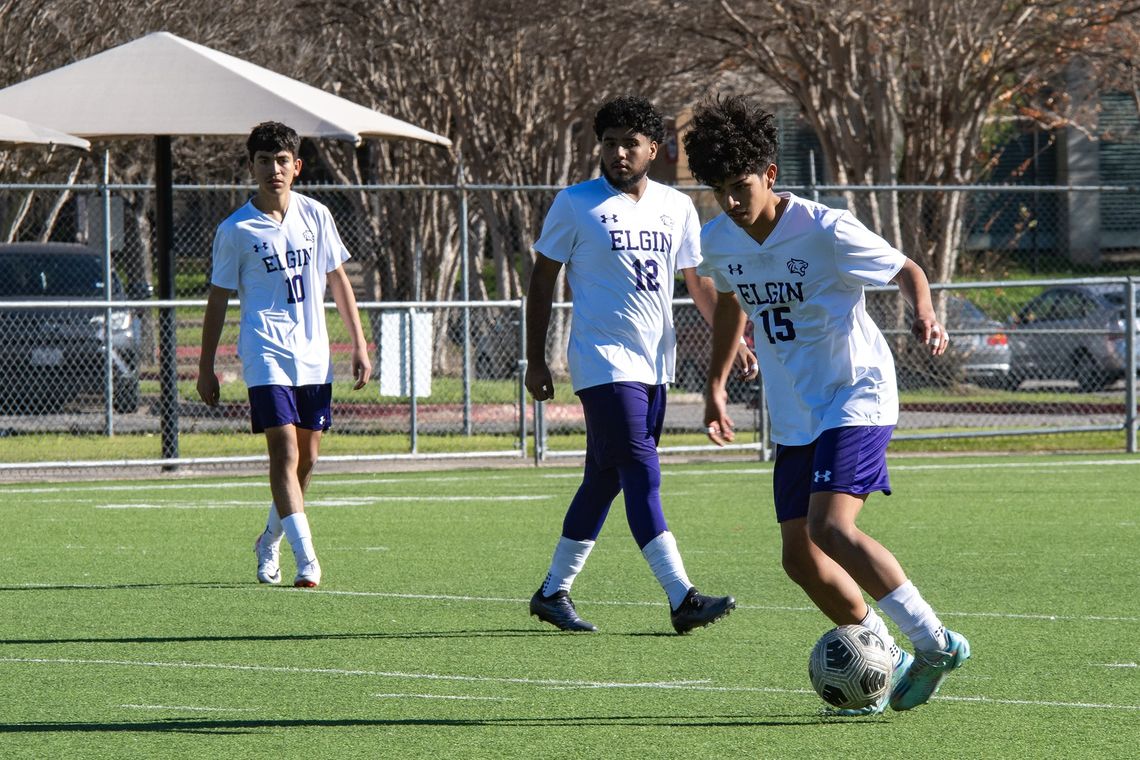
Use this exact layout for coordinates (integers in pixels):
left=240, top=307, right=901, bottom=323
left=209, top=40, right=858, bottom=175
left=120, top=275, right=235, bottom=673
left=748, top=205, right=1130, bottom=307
left=1074, top=352, right=1111, bottom=392
left=113, top=377, right=140, bottom=413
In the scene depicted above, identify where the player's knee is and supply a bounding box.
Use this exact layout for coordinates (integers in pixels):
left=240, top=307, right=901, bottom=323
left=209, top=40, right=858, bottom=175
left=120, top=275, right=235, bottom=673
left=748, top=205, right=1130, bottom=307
left=781, top=548, right=816, bottom=587
left=806, top=517, right=857, bottom=558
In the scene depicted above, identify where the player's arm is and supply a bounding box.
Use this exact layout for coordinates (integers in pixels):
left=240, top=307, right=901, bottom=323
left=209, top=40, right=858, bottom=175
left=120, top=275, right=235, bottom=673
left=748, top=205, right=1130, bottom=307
left=704, top=289, right=746, bottom=446
left=682, top=267, right=756, bottom=379
left=892, top=258, right=949, bottom=356
left=197, top=284, right=233, bottom=406
left=525, top=253, right=562, bottom=401
left=327, top=265, right=372, bottom=390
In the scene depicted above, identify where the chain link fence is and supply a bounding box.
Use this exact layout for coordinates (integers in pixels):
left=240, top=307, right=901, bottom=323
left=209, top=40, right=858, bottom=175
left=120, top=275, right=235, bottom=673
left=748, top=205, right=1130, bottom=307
left=1, top=182, right=1139, bottom=473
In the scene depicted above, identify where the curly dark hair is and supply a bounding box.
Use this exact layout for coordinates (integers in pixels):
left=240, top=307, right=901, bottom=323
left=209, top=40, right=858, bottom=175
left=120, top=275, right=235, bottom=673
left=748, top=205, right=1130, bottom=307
left=683, top=95, right=779, bottom=187
left=246, top=121, right=301, bottom=160
left=593, top=96, right=665, bottom=143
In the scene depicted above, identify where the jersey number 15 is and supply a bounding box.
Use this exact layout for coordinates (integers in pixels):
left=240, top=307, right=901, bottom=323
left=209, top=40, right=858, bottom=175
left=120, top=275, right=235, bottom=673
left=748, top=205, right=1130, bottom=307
left=758, top=306, right=796, bottom=343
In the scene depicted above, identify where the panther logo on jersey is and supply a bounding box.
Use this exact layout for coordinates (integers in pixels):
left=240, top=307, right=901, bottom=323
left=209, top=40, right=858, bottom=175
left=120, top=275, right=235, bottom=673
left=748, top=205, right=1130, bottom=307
left=787, top=258, right=809, bottom=276
left=659, top=214, right=674, bottom=229
left=303, top=229, right=315, bottom=243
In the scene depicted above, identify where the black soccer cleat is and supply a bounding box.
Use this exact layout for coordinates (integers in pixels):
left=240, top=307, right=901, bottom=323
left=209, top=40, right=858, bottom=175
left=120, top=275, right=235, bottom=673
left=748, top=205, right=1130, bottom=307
left=670, top=587, right=736, bottom=634
left=529, top=588, right=598, bottom=632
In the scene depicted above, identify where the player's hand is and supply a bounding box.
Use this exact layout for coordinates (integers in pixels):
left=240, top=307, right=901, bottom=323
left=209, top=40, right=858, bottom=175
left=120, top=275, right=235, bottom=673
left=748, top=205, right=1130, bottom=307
left=351, top=349, right=372, bottom=390
left=526, top=363, right=555, bottom=401
left=704, top=381, right=735, bottom=446
left=196, top=371, right=220, bottom=407
left=913, top=316, right=950, bottom=357
left=734, top=342, right=759, bottom=380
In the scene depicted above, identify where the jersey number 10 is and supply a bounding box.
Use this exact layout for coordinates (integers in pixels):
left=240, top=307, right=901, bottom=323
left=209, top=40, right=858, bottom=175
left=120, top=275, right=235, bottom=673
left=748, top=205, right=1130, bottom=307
left=285, top=274, right=306, bottom=304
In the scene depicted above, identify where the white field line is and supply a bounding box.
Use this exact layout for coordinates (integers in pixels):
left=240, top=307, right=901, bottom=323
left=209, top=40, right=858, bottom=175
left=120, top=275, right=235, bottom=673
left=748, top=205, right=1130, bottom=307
left=6, top=583, right=1130, bottom=624
left=94, top=495, right=552, bottom=509
left=372, top=693, right=513, bottom=701
left=0, top=657, right=706, bottom=690
left=9, top=455, right=1140, bottom=499
left=296, top=589, right=1140, bottom=624
left=3, top=657, right=1136, bottom=712
left=5, top=582, right=1134, bottom=625
left=120, top=703, right=255, bottom=713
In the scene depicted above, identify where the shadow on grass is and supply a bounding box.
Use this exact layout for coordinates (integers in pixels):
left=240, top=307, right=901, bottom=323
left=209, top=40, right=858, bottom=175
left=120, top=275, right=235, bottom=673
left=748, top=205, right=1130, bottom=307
left=0, top=629, right=555, bottom=645
left=0, top=714, right=849, bottom=735
left=0, top=582, right=244, bottom=592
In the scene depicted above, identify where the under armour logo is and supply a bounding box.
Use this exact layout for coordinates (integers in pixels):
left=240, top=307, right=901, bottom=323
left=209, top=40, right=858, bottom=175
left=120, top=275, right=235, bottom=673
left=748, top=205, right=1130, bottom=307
left=319, top=415, right=326, bottom=426
left=813, top=470, right=832, bottom=483
left=600, top=213, right=619, bottom=223
left=728, top=264, right=743, bottom=275
left=253, top=241, right=270, bottom=253
left=787, top=258, right=808, bottom=276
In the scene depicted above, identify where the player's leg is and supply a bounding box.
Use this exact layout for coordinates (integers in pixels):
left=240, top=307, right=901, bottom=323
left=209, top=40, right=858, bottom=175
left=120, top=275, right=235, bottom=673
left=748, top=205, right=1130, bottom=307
left=611, top=383, right=734, bottom=633
left=804, top=425, right=969, bottom=710
left=282, top=384, right=333, bottom=588
left=249, top=385, right=302, bottom=585
left=254, top=502, right=284, bottom=584
left=530, top=386, right=621, bottom=632
left=775, top=436, right=909, bottom=714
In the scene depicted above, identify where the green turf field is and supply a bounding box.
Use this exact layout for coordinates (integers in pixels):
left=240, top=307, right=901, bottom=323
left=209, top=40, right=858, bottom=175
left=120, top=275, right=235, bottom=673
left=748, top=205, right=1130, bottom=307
left=1, top=455, right=1137, bottom=759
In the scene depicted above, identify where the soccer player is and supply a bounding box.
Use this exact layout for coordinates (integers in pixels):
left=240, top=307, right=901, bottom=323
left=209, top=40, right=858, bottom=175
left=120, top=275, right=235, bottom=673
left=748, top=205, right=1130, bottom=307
left=197, top=121, right=371, bottom=588
left=526, top=96, right=756, bottom=634
left=684, top=95, right=970, bottom=711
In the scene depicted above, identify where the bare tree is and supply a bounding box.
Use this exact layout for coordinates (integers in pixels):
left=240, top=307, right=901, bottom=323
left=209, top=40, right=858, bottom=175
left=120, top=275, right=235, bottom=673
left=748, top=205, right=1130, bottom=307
left=690, top=0, right=1140, bottom=282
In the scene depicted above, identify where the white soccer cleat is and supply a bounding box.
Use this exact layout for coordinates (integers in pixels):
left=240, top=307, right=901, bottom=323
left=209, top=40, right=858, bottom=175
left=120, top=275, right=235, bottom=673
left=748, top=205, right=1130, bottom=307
left=294, top=558, right=322, bottom=588
left=254, top=532, right=282, bottom=585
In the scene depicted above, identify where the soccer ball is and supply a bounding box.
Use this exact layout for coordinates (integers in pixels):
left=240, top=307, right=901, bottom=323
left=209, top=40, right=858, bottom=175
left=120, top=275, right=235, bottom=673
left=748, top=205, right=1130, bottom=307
left=808, top=624, right=893, bottom=710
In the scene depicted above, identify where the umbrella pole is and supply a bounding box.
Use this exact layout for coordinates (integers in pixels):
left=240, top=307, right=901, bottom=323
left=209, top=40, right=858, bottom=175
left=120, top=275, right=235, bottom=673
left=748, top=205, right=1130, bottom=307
left=155, top=135, right=180, bottom=464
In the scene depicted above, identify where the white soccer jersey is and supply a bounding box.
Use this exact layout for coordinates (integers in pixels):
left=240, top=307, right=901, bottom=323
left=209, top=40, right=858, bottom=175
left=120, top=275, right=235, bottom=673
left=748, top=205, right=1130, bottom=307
left=210, top=192, right=350, bottom=387
left=698, top=193, right=906, bottom=445
left=535, top=176, right=702, bottom=392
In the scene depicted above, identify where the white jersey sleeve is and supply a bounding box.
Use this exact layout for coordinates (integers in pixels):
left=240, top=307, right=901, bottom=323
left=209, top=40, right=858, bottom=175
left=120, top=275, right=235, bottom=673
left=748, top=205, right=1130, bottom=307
left=833, top=212, right=906, bottom=287
left=209, top=223, right=240, bottom=291
left=534, top=191, right=578, bottom=263
left=675, top=197, right=702, bottom=272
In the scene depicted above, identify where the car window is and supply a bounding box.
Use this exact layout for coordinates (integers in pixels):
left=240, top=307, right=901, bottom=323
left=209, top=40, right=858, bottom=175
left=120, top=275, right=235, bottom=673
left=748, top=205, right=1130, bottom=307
left=948, top=298, right=984, bottom=322
left=1021, top=292, right=1058, bottom=322
left=1063, top=292, right=1098, bottom=319
left=0, top=253, right=120, bottom=298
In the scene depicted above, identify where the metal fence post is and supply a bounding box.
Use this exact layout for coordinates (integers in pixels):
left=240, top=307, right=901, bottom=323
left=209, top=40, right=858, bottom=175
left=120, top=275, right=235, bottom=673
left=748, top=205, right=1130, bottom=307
left=458, top=157, right=473, bottom=437
left=1127, top=278, right=1137, bottom=454
left=518, top=297, right=528, bottom=458
left=408, top=306, right=418, bottom=454
left=155, top=137, right=179, bottom=463
left=101, top=151, right=115, bottom=436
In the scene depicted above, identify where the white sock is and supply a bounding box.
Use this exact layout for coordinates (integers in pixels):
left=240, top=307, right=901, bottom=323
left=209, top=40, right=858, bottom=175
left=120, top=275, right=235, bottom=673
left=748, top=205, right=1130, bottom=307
left=263, top=502, right=283, bottom=543
left=641, top=531, right=692, bottom=610
left=860, top=605, right=902, bottom=665
left=877, top=580, right=947, bottom=653
left=541, top=536, right=595, bottom=596
left=281, top=512, right=317, bottom=567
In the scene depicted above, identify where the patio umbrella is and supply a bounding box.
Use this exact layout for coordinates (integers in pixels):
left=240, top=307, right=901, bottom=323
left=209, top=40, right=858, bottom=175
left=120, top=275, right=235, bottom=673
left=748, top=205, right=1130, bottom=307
left=0, top=31, right=452, bottom=459
left=0, top=112, right=90, bottom=150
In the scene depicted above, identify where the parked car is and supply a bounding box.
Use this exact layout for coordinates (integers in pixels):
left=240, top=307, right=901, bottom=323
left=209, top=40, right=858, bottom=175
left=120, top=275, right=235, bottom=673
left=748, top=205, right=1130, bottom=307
left=1008, top=284, right=1140, bottom=391
left=473, top=314, right=522, bottom=379
left=945, top=296, right=1014, bottom=388
left=0, top=243, right=143, bottom=413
